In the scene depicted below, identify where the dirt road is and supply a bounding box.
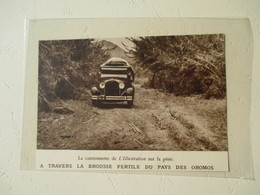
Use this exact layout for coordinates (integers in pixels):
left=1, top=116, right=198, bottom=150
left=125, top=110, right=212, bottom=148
left=37, top=84, right=227, bottom=151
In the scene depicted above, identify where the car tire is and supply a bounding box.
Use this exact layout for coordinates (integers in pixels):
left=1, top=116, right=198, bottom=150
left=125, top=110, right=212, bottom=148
left=92, top=100, right=100, bottom=107
left=127, top=101, right=133, bottom=108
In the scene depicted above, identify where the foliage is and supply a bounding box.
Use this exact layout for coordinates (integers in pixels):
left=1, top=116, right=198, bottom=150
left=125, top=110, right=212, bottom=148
left=38, top=39, right=110, bottom=111
left=127, top=34, right=226, bottom=98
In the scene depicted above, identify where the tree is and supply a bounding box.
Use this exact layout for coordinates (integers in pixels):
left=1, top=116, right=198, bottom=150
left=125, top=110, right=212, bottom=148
left=126, top=34, right=226, bottom=98
left=38, top=39, right=110, bottom=112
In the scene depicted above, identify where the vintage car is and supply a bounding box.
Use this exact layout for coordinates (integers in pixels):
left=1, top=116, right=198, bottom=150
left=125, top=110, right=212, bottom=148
left=91, top=57, right=135, bottom=108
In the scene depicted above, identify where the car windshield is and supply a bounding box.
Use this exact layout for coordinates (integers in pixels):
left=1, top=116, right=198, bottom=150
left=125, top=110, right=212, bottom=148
left=106, top=62, right=127, bottom=66
left=101, top=68, right=128, bottom=75
left=100, top=67, right=128, bottom=79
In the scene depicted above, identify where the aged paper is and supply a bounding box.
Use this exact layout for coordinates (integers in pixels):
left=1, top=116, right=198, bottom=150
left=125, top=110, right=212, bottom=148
left=21, top=18, right=253, bottom=178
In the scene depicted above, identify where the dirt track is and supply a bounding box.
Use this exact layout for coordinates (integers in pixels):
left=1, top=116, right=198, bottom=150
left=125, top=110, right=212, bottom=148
left=37, top=84, right=227, bottom=151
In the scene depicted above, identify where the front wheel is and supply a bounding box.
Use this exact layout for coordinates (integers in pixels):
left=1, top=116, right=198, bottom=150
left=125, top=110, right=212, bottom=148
left=126, top=101, right=133, bottom=108
left=92, top=100, right=100, bottom=107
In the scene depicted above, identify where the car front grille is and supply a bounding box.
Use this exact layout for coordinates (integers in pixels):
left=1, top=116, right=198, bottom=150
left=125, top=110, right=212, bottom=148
left=105, top=81, right=120, bottom=96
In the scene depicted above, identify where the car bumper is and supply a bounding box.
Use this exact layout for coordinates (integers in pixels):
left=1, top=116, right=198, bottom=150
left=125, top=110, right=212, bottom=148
left=92, top=95, right=133, bottom=101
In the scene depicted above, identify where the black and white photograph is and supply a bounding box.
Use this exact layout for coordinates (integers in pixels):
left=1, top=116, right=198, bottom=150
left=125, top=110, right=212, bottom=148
left=37, top=34, right=227, bottom=151
left=2, top=1, right=259, bottom=193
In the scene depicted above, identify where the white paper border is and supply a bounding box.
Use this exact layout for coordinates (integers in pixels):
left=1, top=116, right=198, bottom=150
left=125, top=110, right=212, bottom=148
left=21, top=18, right=253, bottom=179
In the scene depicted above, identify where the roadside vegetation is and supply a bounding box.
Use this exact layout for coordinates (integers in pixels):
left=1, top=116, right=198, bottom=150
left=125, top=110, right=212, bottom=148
left=126, top=34, right=226, bottom=99
left=38, top=39, right=110, bottom=112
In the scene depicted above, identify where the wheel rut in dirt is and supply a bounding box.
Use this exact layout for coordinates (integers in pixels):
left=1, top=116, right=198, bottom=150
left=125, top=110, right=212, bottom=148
left=37, top=84, right=227, bottom=151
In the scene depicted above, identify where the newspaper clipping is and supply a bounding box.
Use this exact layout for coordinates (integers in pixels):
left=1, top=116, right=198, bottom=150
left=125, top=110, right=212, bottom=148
left=21, top=18, right=253, bottom=177
left=36, top=35, right=228, bottom=172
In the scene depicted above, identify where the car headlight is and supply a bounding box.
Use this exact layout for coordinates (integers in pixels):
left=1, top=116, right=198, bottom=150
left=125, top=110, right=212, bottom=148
left=91, top=87, right=100, bottom=95
left=99, top=82, right=105, bottom=89
left=126, top=87, right=134, bottom=95
left=119, top=82, right=125, bottom=89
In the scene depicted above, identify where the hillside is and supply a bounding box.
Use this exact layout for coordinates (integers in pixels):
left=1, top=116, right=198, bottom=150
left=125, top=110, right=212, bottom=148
left=99, top=40, right=134, bottom=64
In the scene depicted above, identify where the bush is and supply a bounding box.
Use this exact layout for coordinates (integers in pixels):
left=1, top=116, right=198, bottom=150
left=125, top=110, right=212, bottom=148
left=127, top=34, right=226, bottom=98
left=38, top=39, right=110, bottom=112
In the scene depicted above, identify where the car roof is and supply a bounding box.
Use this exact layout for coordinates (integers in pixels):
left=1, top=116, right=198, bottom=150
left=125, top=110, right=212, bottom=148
left=100, top=57, right=131, bottom=67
